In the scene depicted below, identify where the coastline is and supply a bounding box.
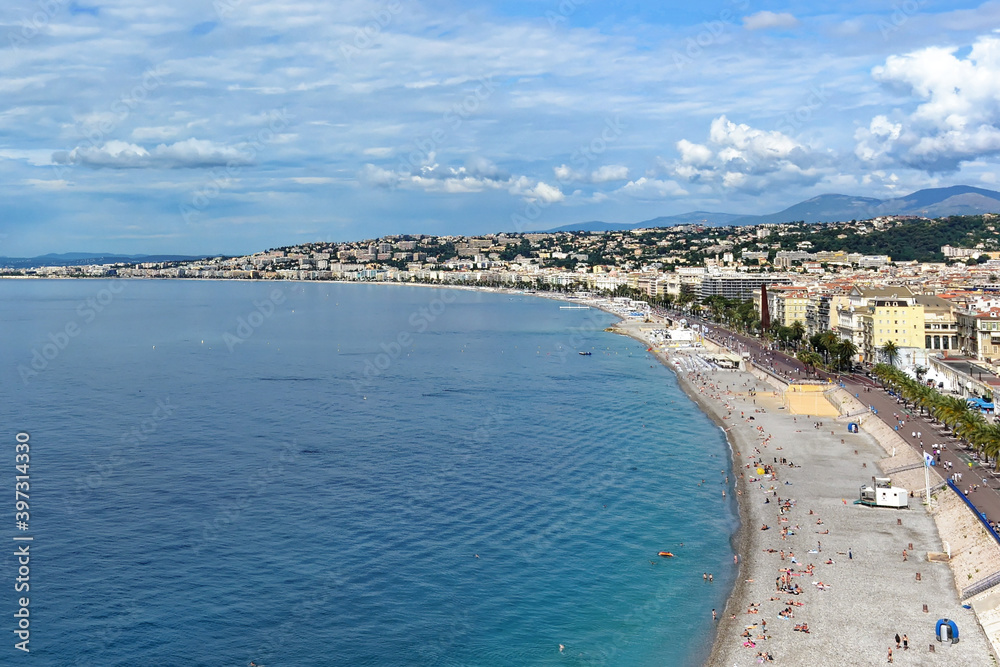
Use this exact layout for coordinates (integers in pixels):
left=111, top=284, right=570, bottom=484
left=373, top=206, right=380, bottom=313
left=16, top=275, right=998, bottom=661
left=606, top=317, right=994, bottom=665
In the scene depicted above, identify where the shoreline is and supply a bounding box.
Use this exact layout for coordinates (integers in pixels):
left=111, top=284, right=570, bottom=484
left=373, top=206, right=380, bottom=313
left=607, top=317, right=994, bottom=665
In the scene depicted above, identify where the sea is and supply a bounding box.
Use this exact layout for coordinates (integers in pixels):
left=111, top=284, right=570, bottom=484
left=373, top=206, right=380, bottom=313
left=1, top=279, right=738, bottom=666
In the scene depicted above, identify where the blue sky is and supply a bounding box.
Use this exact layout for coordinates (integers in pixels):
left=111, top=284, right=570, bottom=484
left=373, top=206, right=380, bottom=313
left=2, top=0, right=1000, bottom=255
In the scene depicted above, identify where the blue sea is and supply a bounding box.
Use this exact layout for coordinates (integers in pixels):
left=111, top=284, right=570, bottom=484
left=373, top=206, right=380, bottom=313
left=1, top=279, right=738, bottom=666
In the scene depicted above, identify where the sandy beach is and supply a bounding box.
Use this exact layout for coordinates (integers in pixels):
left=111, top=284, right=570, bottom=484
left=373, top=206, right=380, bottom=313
left=607, top=317, right=993, bottom=666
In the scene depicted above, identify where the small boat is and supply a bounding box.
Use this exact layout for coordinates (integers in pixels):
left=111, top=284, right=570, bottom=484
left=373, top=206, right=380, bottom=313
left=579, top=351, right=592, bottom=356
left=658, top=551, right=674, bottom=558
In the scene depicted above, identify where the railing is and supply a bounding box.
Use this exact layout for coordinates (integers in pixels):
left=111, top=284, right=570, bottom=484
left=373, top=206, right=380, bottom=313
left=885, top=462, right=925, bottom=475
left=746, top=361, right=790, bottom=387
left=962, top=568, right=1000, bottom=600
left=949, top=476, right=1000, bottom=539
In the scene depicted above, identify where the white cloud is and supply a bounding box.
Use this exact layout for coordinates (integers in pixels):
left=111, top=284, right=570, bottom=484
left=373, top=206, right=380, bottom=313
left=131, top=126, right=181, bottom=142
left=23, top=179, right=70, bottom=189
left=667, top=116, right=827, bottom=193
left=362, top=160, right=563, bottom=203
left=289, top=177, right=338, bottom=185
left=590, top=165, right=629, bottom=183
left=53, top=139, right=255, bottom=169
left=359, top=163, right=400, bottom=188
left=677, top=139, right=713, bottom=166
left=554, top=164, right=582, bottom=182
left=742, top=11, right=799, bottom=31
left=526, top=181, right=565, bottom=203
left=858, top=35, right=1000, bottom=171
left=618, top=177, right=688, bottom=199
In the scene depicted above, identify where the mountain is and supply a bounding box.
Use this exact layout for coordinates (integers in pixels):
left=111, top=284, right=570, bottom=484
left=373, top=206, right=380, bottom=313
left=634, top=211, right=743, bottom=227
left=545, top=220, right=635, bottom=233
left=727, top=194, right=884, bottom=226
left=545, top=185, right=1000, bottom=233
left=875, top=185, right=1000, bottom=218
left=0, top=253, right=206, bottom=269
left=729, top=185, right=1000, bottom=226
left=546, top=211, right=740, bottom=233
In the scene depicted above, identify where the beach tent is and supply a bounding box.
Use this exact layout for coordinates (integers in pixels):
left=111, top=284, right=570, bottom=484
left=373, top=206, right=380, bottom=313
left=936, top=618, right=959, bottom=644
left=847, top=423, right=859, bottom=433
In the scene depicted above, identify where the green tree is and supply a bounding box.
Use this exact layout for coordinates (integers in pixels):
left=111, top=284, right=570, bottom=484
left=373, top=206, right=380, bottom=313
left=880, top=340, right=900, bottom=367
left=835, top=338, right=858, bottom=371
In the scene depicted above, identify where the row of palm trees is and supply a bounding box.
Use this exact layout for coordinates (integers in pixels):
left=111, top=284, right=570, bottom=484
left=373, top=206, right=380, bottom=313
left=614, top=289, right=908, bottom=375
left=873, top=363, right=1000, bottom=470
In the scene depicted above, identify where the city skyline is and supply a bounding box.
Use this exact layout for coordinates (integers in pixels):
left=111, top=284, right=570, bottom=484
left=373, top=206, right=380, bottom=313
left=2, top=0, right=1000, bottom=256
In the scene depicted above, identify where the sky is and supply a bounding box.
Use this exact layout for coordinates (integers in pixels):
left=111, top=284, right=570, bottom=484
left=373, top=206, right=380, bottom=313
left=2, top=0, right=1000, bottom=256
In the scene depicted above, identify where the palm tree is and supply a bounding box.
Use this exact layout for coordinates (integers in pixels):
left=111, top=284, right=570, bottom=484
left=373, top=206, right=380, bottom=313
left=797, top=350, right=824, bottom=377
left=835, top=338, right=859, bottom=372
left=819, top=331, right=840, bottom=365
left=880, top=340, right=900, bottom=367
left=789, top=320, right=806, bottom=351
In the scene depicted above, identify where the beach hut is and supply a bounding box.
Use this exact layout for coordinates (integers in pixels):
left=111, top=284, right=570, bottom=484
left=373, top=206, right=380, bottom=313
left=935, top=618, right=959, bottom=644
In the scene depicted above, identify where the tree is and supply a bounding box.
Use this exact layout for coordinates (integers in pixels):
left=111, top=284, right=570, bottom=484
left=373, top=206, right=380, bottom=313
left=797, top=350, right=823, bottom=376
left=789, top=320, right=806, bottom=351
left=880, top=340, right=900, bottom=367
left=835, top=338, right=858, bottom=372
left=819, top=331, right=840, bottom=364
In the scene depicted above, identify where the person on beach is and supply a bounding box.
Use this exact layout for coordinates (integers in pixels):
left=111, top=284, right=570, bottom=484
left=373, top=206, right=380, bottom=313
left=902, top=634, right=908, bottom=650
left=895, top=633, right=900, bottom=648
left=712, top=608, right=717, bottom=621
left=888, top=646, right=893, bottom=663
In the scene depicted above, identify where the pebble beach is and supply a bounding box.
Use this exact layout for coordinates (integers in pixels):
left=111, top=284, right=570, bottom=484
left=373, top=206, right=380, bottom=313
left=610, top=317, right=994, bottom=666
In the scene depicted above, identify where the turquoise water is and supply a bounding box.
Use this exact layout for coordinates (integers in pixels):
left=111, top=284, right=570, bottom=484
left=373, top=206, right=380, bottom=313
left=1, top=280, right=737, bottom=665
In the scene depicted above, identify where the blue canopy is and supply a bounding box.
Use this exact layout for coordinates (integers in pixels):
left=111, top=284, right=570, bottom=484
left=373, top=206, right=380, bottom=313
left=968, top=397, right=995, bottom=410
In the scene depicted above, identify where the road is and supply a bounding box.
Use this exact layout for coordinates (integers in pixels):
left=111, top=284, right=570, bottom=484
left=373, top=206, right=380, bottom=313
left=658, top=309, right=1000, bottom=531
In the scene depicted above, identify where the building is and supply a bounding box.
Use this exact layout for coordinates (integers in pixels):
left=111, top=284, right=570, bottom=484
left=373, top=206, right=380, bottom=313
left=699, top=272, right=791, bottom=301
left=957, top=307, right=1000, bottom=363
left=838, top=286, right=922, bottom=365
left=914, top=294, right=958, bottom=354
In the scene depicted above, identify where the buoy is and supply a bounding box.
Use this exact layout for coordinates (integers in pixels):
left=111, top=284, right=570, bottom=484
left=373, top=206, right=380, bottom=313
left=658, top=551, right=674, bottom=558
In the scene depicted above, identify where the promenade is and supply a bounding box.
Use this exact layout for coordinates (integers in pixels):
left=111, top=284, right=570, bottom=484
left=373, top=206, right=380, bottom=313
left=667, top=310, right=1000, bottom=533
